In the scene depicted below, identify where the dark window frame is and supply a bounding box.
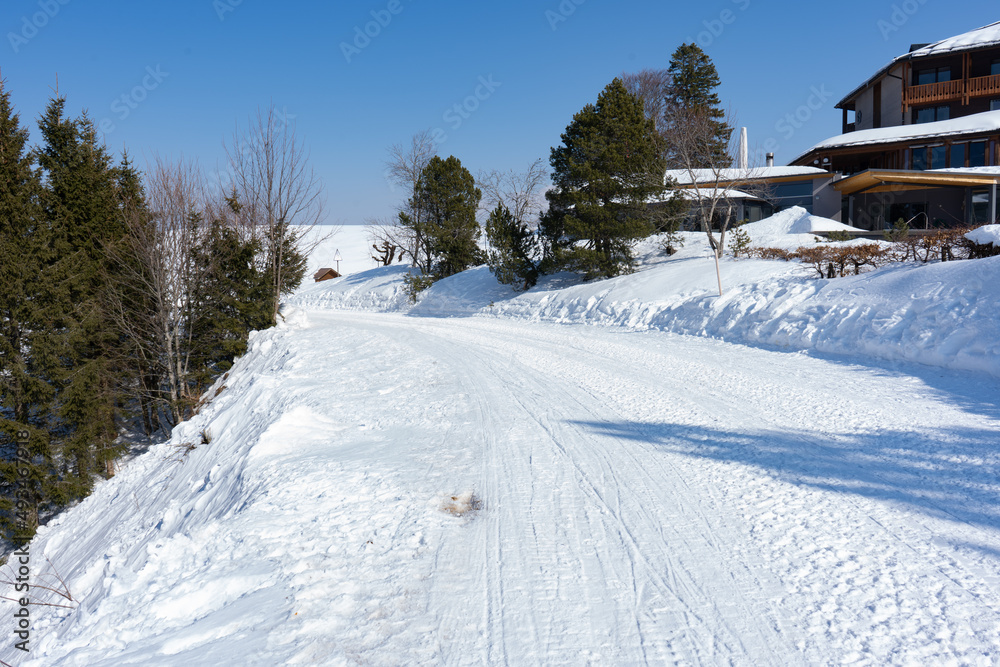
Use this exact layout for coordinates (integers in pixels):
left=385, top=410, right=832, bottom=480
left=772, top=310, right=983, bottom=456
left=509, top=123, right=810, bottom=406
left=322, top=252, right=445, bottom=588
left=970, top=140, right=987, bottom=167
left=916, top=66, right=952, bottom=85
left=949, top=142, right=967, bottom=168
left=913, top=105, right=950, bottom=124
left=929, top=145, right=947, bottom=170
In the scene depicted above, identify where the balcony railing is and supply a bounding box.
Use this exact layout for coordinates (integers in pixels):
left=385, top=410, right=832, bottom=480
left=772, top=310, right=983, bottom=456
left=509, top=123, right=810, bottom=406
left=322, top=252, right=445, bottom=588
left=904, top=79, right=965, bottom=106
left=903, top=74, right=1000, bottom=107
left=967, top=73, right=1000, bottom=98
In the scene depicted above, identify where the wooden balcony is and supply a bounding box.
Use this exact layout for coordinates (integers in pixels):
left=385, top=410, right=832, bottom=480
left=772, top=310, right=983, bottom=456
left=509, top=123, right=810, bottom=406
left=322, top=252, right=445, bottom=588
left=904, top=79, right=965, bottom=106
left=903, top=74, right=1000, bottom=108
left=967, top=73, right=1000, bottom=98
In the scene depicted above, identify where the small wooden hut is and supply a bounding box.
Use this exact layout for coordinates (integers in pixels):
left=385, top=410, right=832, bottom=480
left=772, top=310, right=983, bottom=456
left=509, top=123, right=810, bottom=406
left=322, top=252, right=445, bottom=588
left=313, top=268, right=341, bottom=282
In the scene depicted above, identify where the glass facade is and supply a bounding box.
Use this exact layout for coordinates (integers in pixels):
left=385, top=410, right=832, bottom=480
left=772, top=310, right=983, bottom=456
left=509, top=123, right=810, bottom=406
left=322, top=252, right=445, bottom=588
left=950, top=143, right=967, bottom=168
left=971, top=189, right=992, bottom=223
left=930, top=145, right=947, bottom=169
left=970, top=141, right=987, bottom=167
left=772, top=181, right=814, bottom=212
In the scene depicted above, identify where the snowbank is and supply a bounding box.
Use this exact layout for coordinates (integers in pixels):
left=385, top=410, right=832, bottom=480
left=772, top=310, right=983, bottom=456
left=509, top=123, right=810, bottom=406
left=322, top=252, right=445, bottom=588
left=739, top=207, right=864, bottom=249
left=290, top=265, right=414, bottom=312
left=286, top=216, right=1000, bottom=378
left=966, top=224, right=1000, bottom=247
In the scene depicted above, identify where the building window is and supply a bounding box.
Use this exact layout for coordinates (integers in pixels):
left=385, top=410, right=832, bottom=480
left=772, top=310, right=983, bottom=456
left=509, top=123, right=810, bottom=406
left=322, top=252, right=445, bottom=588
left=930, top=145, right=947, bottom=170
left=993, top=59, right=1000, bottom=76
left=912, top=146, right=928, bottom=170
left=914, top=105, right=950, bottom=124
left=950, top=143, right=967, bottom=168
left=971, top=188, right=992, bottom=223
left=970, top=141, right=987, bottom=167
left=917, top=66, right=951, bottom=85
left=889, top=203, right=927, bottom=228
left=992, top=99, right=1000, bottom=111
left=772, top=181, right=814, bottom=213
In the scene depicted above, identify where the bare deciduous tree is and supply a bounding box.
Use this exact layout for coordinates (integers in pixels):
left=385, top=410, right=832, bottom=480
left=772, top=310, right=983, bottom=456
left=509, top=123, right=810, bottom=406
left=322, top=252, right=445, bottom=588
left=667, top=106, right=772, bottom=259
left=477, top=158, right=549, bottom=226
left=364, top=215, right=410, bottom=267
left=378, top=130, right=437, bottom=270
left=108, top=158, right=210, bottom=427
left=225, top=105, right=326, bottom=321
left=621, top=68, right=672, bottom=134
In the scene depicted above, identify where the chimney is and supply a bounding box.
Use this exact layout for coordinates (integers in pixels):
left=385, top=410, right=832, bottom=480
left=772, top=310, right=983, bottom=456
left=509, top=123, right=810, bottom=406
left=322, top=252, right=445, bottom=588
left=738, top=127, right=748, bottom=170
left=766, top=152, right=774, bottom=168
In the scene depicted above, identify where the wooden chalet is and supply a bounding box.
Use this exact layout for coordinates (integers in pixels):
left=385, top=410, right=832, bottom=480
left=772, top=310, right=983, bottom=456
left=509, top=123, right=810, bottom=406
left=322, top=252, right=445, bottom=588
left=791, top=21, right=1000, bottom=230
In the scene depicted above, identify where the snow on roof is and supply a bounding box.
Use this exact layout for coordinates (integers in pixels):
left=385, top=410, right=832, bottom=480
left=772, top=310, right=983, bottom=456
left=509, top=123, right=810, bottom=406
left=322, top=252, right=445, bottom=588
left=665, top=166, right=827, bottom=185
left=909, top=21, right=1000, bottom=58
left=837, top=22, right=1000, bottom=108
left=798, top=110, right=1000, bottom=158
left=966, top=224, right=1000, bottom=247
left=929, top=166, right=1000, bottom=175
left=675, top=188, right=757, bottom=200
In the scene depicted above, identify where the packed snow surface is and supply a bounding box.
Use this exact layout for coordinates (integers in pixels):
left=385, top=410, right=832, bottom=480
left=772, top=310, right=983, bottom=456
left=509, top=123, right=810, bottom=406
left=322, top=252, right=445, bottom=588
left=5, top=217, right=1000, bottom=665
left=966, top=224, right=1000, bottom=247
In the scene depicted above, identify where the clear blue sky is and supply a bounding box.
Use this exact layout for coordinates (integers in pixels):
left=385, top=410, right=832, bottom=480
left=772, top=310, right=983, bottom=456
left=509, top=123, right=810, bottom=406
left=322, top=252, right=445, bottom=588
left=1, top=0, right=996, bottom=224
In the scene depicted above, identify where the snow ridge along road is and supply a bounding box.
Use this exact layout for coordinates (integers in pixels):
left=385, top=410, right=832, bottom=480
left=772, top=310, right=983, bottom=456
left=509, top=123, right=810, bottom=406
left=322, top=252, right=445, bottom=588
left=6, top=308, right=1000, bottom=665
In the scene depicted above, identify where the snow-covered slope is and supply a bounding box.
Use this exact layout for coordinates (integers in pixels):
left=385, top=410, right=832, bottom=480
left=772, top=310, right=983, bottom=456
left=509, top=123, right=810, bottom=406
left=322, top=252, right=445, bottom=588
left=6, top=212, right=1000, bottom=665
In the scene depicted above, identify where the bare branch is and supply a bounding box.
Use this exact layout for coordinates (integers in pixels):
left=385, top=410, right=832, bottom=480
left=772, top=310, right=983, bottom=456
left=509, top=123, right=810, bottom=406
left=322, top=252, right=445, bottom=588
left=477, top=158, right=549, bottom=227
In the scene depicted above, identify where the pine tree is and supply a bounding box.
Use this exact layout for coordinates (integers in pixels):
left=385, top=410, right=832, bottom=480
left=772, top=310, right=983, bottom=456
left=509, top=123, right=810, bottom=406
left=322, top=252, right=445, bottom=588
left=405, top=155, right=482, bottom=281
left=485, top=203, right=538, bottom=290
left=189, top=213, right=271, bottom=389
left=34, top=98, right=126, bottom=496
left=665, top=43, right=732, bottom=169
left=540, top=78, right=666, bottom=279
left=0, top=80, right=51, bottom=541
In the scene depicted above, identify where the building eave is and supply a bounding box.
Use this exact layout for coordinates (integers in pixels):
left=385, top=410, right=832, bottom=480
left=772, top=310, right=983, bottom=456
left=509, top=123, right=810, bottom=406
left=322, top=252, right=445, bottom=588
left=832, top=169, right=1000, bottom=196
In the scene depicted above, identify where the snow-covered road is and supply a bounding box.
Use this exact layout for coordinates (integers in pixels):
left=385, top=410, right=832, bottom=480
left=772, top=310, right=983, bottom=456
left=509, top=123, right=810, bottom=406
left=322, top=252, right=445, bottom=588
left=299, top=311, right=1000, bottom=665
left=9, top=309, right=1000, bottom=665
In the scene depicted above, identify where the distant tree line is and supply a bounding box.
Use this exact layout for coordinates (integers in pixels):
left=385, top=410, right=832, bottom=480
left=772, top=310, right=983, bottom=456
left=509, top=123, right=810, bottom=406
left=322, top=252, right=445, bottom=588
left=369, top=42, right=734, bottom=292
left=0, top=83, right=323, bottom=545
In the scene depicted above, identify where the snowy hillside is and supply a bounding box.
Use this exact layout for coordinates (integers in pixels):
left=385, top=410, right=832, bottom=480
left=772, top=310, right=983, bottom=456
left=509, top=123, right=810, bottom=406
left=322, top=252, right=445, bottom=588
left=293, top=211, right=1000, bottom=378
left=5, top=211, right=1000, bottom=665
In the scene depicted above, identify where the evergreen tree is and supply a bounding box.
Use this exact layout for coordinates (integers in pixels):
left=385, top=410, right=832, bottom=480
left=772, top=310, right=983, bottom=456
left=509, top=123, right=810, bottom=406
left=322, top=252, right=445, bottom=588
left=665, top=43, right=732, bottom=169
left=189, top=212, right=271, bottom=389
left=0, top=80, right=51, bottom=540
left=540, top=78, right=666, bottom=279
left=266, top=219, right=308, bottom=306
left=34, top=98, right=126, bottom=495
left=485, top=203, right=538, bottom=290
left=404, top=155, right=482, bottom=281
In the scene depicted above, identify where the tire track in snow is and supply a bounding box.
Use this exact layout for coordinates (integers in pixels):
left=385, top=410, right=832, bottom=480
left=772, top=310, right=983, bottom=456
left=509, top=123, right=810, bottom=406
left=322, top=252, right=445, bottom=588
left=353, top=313, right=797, bottom=665
left=306, top=311, right=1000, bottom=665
